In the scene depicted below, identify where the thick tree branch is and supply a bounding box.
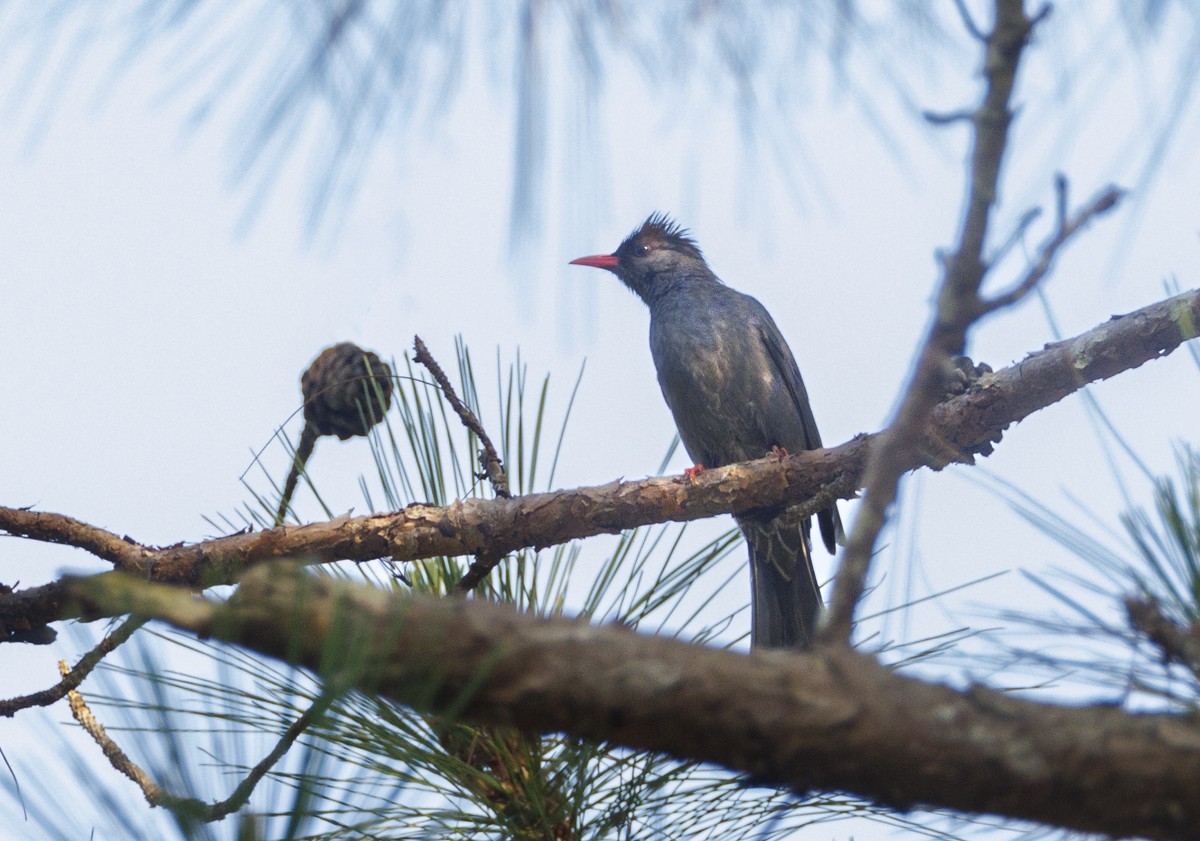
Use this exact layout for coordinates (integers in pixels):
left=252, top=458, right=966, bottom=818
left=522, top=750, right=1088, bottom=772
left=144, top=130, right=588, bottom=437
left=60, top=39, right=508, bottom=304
left=0, top=509, right=157, bottom=572
left=2, top=288, right=1198, bottom=634
left=62, top=570, right=1200, bottom=841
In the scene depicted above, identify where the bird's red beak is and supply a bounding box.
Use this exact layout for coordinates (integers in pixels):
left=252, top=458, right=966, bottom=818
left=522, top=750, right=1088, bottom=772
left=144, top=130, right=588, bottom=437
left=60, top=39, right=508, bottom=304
left=569, top=254, right=620, bottom=270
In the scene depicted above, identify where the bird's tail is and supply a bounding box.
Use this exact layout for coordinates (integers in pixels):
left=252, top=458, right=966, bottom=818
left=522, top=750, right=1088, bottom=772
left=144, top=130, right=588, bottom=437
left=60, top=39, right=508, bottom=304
left=737, top=515, right=822, bottom=650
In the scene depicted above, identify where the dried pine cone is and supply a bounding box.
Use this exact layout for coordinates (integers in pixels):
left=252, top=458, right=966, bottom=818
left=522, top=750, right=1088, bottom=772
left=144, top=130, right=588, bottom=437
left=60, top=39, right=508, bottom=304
left=276, top=342, right=394, bottom=525
left=301, top=342, right=394, bottom=439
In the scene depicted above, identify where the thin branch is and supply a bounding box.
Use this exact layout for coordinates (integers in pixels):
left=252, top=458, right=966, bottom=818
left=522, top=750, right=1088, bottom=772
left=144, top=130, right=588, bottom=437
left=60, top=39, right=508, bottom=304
left=61, top=658, right=169, bottom=805
left=1055, top=171, right=1069, bottom=229
left=413, top=335, right=511, bottom=499
left=412, top=335, right=514, bottom=593
left=62, top=570, right=1200, bottom=841
left=922, top=108, right=975, bottom=125
left=977, top=185, right=1124, bottom=315
left=987, top=206, right=1042, bottom=266
left=2, top=287, right=1199, bottom=634
left=822, top=0, right=1039, bottom=642
left=453, top=550, right=506, bottom=595
left=952, top=0, right=987, bottom=41
left=203, top=693, right=335, bottom=822
left=0, top=616, right=144, bottom=716
left=275, top=424, right=319, bottom=526
left=62, top=653, right=335, bottom=822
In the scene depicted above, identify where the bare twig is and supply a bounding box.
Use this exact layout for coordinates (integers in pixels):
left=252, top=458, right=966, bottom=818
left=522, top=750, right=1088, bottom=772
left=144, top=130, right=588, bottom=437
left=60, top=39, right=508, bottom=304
left=203, top=693, right=335, bottom=821
left=922, top=108, right=975, bottom=126
left=453, top=551, right=506, bottom=595
left=275, top=424, right=319, bottom=526
left=988, top=206, right=1042, bottom=265
left=952, top=0, right=987, bottom=40
left=413, top=335, right=511, bottom=499
left=3, top=288, right=1199, bottom=635
left=977, top=185, right=1124, bottom=315
left=61, top=658, right=169, bottom=805
left=822, top=0, right=1040, bottom=642
left=1055, top=171, right=1069, bottom=229
left=0, top=616, right=145, bottom=717
left=62, top=653, right=334, bottom=821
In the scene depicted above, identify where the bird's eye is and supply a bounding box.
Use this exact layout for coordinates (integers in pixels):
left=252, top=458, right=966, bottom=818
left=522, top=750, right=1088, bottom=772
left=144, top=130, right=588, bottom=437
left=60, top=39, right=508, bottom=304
left=636, top=243, right=651, bottom=256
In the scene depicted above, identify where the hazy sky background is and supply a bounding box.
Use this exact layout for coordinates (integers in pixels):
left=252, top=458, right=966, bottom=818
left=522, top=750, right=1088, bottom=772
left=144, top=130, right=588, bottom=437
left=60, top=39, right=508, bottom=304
left=2, top=2, right=1199, bottom=838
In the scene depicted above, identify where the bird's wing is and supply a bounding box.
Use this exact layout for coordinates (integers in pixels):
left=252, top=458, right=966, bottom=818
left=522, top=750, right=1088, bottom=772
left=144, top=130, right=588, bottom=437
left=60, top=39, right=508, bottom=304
left=757, top=314, right=846, bottom=553
left=757, top=317, right=823, bottom=451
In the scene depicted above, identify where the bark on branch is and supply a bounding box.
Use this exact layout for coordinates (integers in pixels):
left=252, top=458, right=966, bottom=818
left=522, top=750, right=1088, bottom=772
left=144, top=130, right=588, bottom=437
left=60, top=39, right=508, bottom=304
left=2, top=287, right=1198, bottom=635
left=63, top=570, right=1200, bottom=841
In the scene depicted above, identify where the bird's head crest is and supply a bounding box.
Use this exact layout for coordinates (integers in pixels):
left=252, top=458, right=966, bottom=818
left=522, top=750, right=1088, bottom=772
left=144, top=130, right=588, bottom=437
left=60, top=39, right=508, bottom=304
left=619, top=213, right=705, bottom=263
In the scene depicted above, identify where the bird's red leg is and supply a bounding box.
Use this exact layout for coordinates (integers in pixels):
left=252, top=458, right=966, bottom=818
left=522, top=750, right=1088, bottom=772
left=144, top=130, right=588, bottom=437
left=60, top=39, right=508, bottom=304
left=770, top=445, right=789, bottom=459
left=684, top=464, right=707, bottom=480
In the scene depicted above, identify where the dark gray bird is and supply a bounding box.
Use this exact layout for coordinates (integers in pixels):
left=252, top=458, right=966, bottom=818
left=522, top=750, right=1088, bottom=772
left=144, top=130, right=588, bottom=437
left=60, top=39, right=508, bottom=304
left=571, top=213, right=842, bottom=649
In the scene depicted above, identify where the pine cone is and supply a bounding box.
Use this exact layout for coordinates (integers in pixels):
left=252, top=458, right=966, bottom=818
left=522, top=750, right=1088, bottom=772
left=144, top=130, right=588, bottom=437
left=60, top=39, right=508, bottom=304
left=300, top=342, right=394, bottom=440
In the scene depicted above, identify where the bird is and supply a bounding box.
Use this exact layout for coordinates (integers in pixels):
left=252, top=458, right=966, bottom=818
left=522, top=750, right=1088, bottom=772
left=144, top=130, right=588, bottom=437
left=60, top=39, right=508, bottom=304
left=570, top=213, right=842, bottom=649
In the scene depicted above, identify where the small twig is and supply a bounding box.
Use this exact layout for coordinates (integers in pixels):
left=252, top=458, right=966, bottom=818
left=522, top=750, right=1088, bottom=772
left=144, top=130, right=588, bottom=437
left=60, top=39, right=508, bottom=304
left=977, top=185, right=1124, bottom=315
left=952, top=0, right=987, bottom=40
left=413, top=336, right=511, bottom=499
left=61, top=658, right=170, bottom=806
left=383, top=557, right=412, bottom=587
left=1125, top=597, right=1200, bottom=679
left=275, top=424, right=318, bottom=526
left=0, top=616, right=145, bottom=717
left=988, top=206, right=1042, bottom=266
left=63, top=652, right=334, bottom=821
left=1055, top=172, right=1069, bottom=230
left=453, top=551, right=506, bottom=595
left=203, top=692, right=336, bottom=821
left=923, top=109, right=975, bottom=126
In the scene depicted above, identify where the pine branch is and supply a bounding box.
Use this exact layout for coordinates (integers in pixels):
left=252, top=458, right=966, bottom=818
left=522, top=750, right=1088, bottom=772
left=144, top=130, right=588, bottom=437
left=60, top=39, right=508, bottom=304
left=2, top=287, right=1199, bottom=635
left=61, top=568, right=1200, bottom=841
